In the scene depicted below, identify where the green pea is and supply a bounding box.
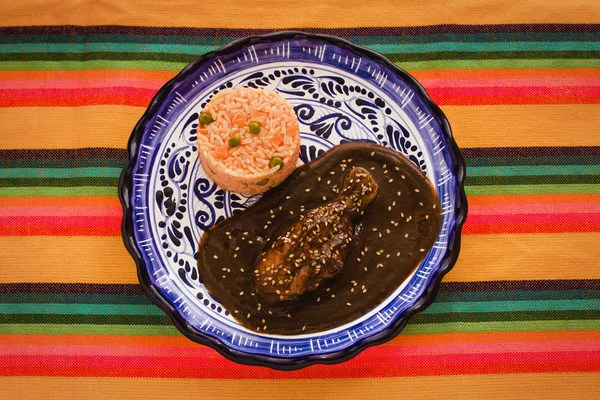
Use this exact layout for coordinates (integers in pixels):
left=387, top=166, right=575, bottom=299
left=269, top=156, right=284, bottom=170
left=228, top=135, right=241, bottom=148
left=199, top=112, right=213, bottom=125
left=256, top=178, right=269, bottom=186
left=248, top=121, right=261, bottom=134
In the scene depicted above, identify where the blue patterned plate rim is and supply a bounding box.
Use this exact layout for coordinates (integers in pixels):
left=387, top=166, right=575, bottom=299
left=119, top=31, right=467, bottom=370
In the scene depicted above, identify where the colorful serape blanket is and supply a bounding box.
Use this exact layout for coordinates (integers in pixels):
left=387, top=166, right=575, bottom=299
left=0, top=1, right=599, bottom=398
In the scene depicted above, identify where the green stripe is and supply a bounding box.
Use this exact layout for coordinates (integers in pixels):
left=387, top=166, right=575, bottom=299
left=466, top=156, right=600, bottom=167
left=1, top=320, right=597, bottom=336
left=0, top=186, right=116, bottom=197
left=466, top=175, right=600, bottom=186
left=0, top=177, right=119, bottom=187
left=0, top=314, right=170, bottom=325
left=0, top=293, right=151, bottom=305
left=0, top=323, right=179, bottom=336
left=387, top=50, right=600, bottom=62
left=0, top=303, right=164, bottom=315
left=437, top=290, right=600, bottom=303
left=412, top=310, right=600, bottom=324
left=3, top=165, right=598, bottom=180
left=0, top=60, right=187, bottom=72
left=0, top=52, right=198, bottom=63
left=1, top=184, right=597, bottom=197
left=403, top=319, right=600, bottom=335
left=2, top=50, right=599, bottom=63
left=2, top=310, right=597, bottom=325
left=0, top=43, right=218, bottom=54
left=3, top=289, right=598, bottom=305
left=1, top=299, right=596, bottom=316
left=0, top=156, right=595, bottom=170
left=1, top=32, right=599, bottom=45
left=465, top=184, right=600, bottom=196
left=350, top=33, right=600, bottom=45
left=426, top=299, right=600, bottom=314
left=468, top=165, right=600, bottom=177
left=0, top=158, right=126, bottom=169
left=2, top=166, right=597, bottom=181
left=394, top=58, right=600, bottom=70
left=0, top=167, right=122, bottom=179
left=2, top=41, right=599, bottom=55
left=2, top=58, right=598, bottom=72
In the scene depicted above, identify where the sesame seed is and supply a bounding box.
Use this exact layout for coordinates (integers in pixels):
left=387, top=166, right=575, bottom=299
left=420, top=248, right=426, bottom=252
left=351, top=288, right=354, bottom=292
left=290, top=210, right=294, bottom=215
left=331, top=294, right=336, bottom=298
left=318, top=177, right=322, bottom=182
left=225, top=231, right=230, bottom=235
left=357, top=257, right=361, bottom=262
left=305, top=188, right=311, bottom=192
left=379, top=232, right=382, bottom=238
left=213, top=255, right=219, bottom=259
left=386, top=254, right=391, bottom=258
left=240, top=268, right=245, bottom=272
left=388, top=206, right=392, bottom=211
left=401, top=175, right=406, bottom=180
left=330, top=171, right=335, bottom=175
left=302, top=326, right=306, bottom=331
left=239, top=291, right=244, bottom=296
left=370, top=167, right=375, bottom=171
left=415, top=188, right=420, bottom=193
left=395, top=167, right=400, bottom=171
left=405, top=233, right=409, bottom=238
left=384, top=170, right=388, bottom=174
left=264, top=225, right=268, bottom=229
left=327, top=180, right=331, bottom=185
left=247, top=313, right=251, bottom=318
left=248, top=240, right=254, bottom=244
left=362, top=289, right=367, bottom=293
left=433, top=204, right=437, bottom=209
left=346, top=302, right=352, bottom=306
left=419, top=202, right=424, bottom=206
left=364, top=267, right=368, bottom=272
left=234, top=310, right=239, bottom=314
left=396, top=251, right=401, bottom=256
left=386, top=229, right=391, bottom=234
left=426, top=215, right=430, bottom=219
left=222, top=275, right=226, bottom=278
left=370, top=152, right=375, bottom=156
left=263, top=325, right=268, bottom=330
left=397, top=191, right=402, bottom=196
left=389, top=178, right=394, bottom=183
left=372, top=228, right=378, bottom=232
left=285, top=195, right=291, bottom=200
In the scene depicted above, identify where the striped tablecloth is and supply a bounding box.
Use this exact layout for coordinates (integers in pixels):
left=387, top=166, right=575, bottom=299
left=1, top=2, right=599, bottom=398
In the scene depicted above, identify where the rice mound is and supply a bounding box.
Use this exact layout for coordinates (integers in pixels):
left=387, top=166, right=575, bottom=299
left=197, top=87, right=301, bottom=195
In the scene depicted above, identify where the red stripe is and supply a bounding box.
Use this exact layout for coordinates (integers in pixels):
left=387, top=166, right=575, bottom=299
left=0, top=216, right=121, bottom=227
left=427, top=85, right=600, bottom=105
left=1, top=351, right=599, bottom=378
left=1, top=85, right=599, bottom=107
left=0, top=87, right=154, bottom=107
left=3, top=214, right=600, bottom=236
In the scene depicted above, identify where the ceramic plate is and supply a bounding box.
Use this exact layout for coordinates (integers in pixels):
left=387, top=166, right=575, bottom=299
left=119, top=32, right=467, bottom=369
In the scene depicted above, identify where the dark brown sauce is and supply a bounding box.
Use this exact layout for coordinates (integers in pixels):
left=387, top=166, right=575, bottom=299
left=197, top=142, right=441, bottom=334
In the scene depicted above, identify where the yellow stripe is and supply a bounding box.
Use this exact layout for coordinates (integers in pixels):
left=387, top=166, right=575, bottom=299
left=2, top=104, right=600, bottom=150
left=447, top=233, right=600, bottom=282
left=0, top=106, right=143, bottom=150
left=1, top=1, right=598, bottom=28
left=2, top=374, right=600, bottom=399
left=442, top=104, right=600, bottom=148
left=1, top=233, right=599, bottom=284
